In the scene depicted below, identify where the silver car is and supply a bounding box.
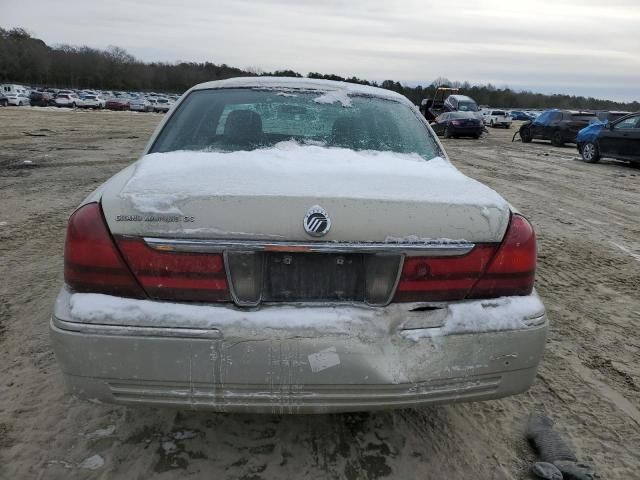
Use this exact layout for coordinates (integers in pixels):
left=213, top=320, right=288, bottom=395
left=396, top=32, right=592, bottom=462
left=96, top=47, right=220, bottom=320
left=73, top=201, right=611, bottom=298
left=51, top=77, right=547, bottom=413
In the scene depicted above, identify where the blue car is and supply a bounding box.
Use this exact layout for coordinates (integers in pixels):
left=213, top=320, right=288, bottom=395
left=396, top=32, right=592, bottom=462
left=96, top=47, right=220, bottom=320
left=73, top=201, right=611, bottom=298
left=509, top=111, right=533, bottom=121
left=576, top=112, right=640, bottom=164
left=519, top=109, right=599, bottom=146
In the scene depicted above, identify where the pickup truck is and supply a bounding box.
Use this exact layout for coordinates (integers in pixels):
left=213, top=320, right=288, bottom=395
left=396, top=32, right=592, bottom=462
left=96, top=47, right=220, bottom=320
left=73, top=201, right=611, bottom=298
left=482, top=109, right=512, bottom=128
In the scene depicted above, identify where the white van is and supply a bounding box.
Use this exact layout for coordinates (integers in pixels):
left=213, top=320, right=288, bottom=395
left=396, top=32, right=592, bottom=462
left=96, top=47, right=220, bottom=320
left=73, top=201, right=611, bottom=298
left=1, top=84, right=28, bottom=96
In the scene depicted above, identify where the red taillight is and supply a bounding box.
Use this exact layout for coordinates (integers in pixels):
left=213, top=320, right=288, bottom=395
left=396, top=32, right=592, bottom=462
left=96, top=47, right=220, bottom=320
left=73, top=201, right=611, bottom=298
left=115, top=237, right=230, bottom=302
left=467, top=214, right=536, bottom=298
left=393, top=214, right=536, bottom=302
left=64, top=203, right=145, bottom=298
left=393, top=245, right=498, bottom=302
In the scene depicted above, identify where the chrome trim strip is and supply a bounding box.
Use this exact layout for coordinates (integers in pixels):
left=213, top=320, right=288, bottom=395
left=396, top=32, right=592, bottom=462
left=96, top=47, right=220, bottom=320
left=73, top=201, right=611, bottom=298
left=143, top=238, right=475, bottom=257
left=52, top=317, right=222, bottom=339
left=385, top=255, right=405, bottom=306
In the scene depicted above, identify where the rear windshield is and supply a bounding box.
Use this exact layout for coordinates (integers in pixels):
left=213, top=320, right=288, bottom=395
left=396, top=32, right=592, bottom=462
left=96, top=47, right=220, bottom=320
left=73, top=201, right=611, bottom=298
left=571, top=114, right=598, bottom=122
left=150, top=88, right=439, bottom=160
left=449, top=112, right=479, bottom=119
left=492, top=111, right=505, bottom=115
left=457, top=101, right=478, bottom=112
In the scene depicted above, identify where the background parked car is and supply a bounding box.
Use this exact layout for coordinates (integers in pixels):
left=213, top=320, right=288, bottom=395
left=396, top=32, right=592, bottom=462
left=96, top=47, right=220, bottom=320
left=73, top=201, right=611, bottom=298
left=431, top=111, right=484, bottom=139
left=444, top=94, right=480, bottom=113
left=519, top=109, right=599, bottom=146
left=105, top=97, right=130, bottom=111
left=29, top=91, right=55, bottom=107
left=54, top=94, right=78, bottom=108
left=129, top=97, right=153, bottom=112
left=153, top=97, right=172, bottom=113
left=6, top=93, right=30, bottom=106
left=577, top=112, right=640, bottom=164
left=0, top=93, right=8, bottom=107
left=482, top=109, right=512, bottom=128
left=1, top=83, right=28, bottom=97
left=76, top=94, right=105, bottom=109
left=594, top=110, right=631, bottom=123
left=509, top=110, right=534, bottom=121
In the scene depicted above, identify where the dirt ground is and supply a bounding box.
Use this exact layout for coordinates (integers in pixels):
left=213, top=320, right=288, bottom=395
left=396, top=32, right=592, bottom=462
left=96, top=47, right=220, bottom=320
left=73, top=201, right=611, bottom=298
left=0, top=107, right=638, bottom=480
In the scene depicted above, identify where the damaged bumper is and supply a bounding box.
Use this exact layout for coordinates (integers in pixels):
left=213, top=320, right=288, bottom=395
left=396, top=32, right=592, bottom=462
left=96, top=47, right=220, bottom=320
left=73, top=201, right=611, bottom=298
left=50, top=288, right=547, bottom=413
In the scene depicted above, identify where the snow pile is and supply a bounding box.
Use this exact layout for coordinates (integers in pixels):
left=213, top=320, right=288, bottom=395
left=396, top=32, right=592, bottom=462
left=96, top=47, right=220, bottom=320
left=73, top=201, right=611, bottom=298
left=123, top=193, right=187, bottom=215
left=313, top=90, right=352, bottom=107
left=120, top=142, right=507, bottom=210
left=403, top=296, right=544, bottom=341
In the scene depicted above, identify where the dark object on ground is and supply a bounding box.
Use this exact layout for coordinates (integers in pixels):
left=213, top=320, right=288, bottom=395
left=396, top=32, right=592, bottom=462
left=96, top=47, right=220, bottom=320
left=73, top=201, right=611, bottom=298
left=519, top=109, right=598, bottom=146
left=526, top=413, right=595, bottom=480
left=532, top=462, right=563, bottom=480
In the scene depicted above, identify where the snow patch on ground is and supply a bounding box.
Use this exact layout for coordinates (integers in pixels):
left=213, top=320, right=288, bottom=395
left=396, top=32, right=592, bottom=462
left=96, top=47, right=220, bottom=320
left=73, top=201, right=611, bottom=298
left=173, top=430, right=198, bottom=440
left=78, top=454, right=104, bottom=470
left=83, top=425, right=116, bottom=439
left=161, top=441, right=177, bottom=453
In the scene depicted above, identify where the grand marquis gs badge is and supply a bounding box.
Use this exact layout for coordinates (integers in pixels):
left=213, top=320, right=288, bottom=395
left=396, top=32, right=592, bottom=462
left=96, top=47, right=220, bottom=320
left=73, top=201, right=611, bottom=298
left=303, top=205, right=331, bottom=237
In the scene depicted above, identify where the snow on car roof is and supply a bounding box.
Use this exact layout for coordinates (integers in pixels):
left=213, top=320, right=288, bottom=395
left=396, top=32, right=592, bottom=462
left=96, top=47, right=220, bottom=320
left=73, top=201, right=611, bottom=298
left=447, top=95, right=476, bottom=102
left=191, top=77, right=412, bottom=105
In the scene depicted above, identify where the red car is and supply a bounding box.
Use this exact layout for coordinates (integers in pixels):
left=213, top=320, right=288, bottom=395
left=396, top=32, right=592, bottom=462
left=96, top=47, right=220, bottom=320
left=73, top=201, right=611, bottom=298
left=105, top=98, right=130, bottom=111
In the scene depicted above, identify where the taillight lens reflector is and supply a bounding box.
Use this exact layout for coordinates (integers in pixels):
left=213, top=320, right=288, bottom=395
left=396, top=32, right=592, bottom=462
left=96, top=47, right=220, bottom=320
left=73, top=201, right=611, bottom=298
left=115, top=237, right=230, bottom=302
left=64, top=203, right=145, bottom=298
left=467, top=214, right=536, bottom=298
left=393, top=245, right=498, bottom=302
left=393, top=214, right=537, bottom=302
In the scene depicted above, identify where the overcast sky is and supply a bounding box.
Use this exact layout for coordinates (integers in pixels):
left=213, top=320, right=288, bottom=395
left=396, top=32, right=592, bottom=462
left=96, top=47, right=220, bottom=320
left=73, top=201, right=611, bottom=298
left=3, top=0, right=639, bottom=101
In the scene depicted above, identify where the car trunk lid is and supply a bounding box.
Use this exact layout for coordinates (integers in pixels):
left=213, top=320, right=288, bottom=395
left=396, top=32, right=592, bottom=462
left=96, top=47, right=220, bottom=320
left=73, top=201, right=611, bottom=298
left=101, top=146, right=510, bottom=244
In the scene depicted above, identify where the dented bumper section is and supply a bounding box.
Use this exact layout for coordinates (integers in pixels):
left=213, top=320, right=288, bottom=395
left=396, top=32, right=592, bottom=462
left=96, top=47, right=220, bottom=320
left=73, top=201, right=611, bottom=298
left=50, top=288, right=547, bottom=413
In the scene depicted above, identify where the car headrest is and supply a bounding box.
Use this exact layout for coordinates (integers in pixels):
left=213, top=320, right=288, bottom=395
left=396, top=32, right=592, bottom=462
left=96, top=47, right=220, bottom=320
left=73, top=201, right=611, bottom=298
left=223, top=110, right=263, bottom=145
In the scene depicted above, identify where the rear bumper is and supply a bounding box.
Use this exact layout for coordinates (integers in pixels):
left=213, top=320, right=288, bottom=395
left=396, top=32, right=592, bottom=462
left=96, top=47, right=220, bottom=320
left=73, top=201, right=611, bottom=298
left=50, top=288, right=548, bottom=413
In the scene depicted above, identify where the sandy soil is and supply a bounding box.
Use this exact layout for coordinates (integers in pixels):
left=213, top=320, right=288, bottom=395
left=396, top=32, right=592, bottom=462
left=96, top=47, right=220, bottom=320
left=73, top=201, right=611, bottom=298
left=0, top=107, right=638, bottom=479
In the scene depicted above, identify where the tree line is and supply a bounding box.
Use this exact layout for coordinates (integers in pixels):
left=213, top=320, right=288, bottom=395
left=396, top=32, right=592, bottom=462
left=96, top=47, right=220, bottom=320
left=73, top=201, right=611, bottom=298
left=1, top=27, right=638, bottom=111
